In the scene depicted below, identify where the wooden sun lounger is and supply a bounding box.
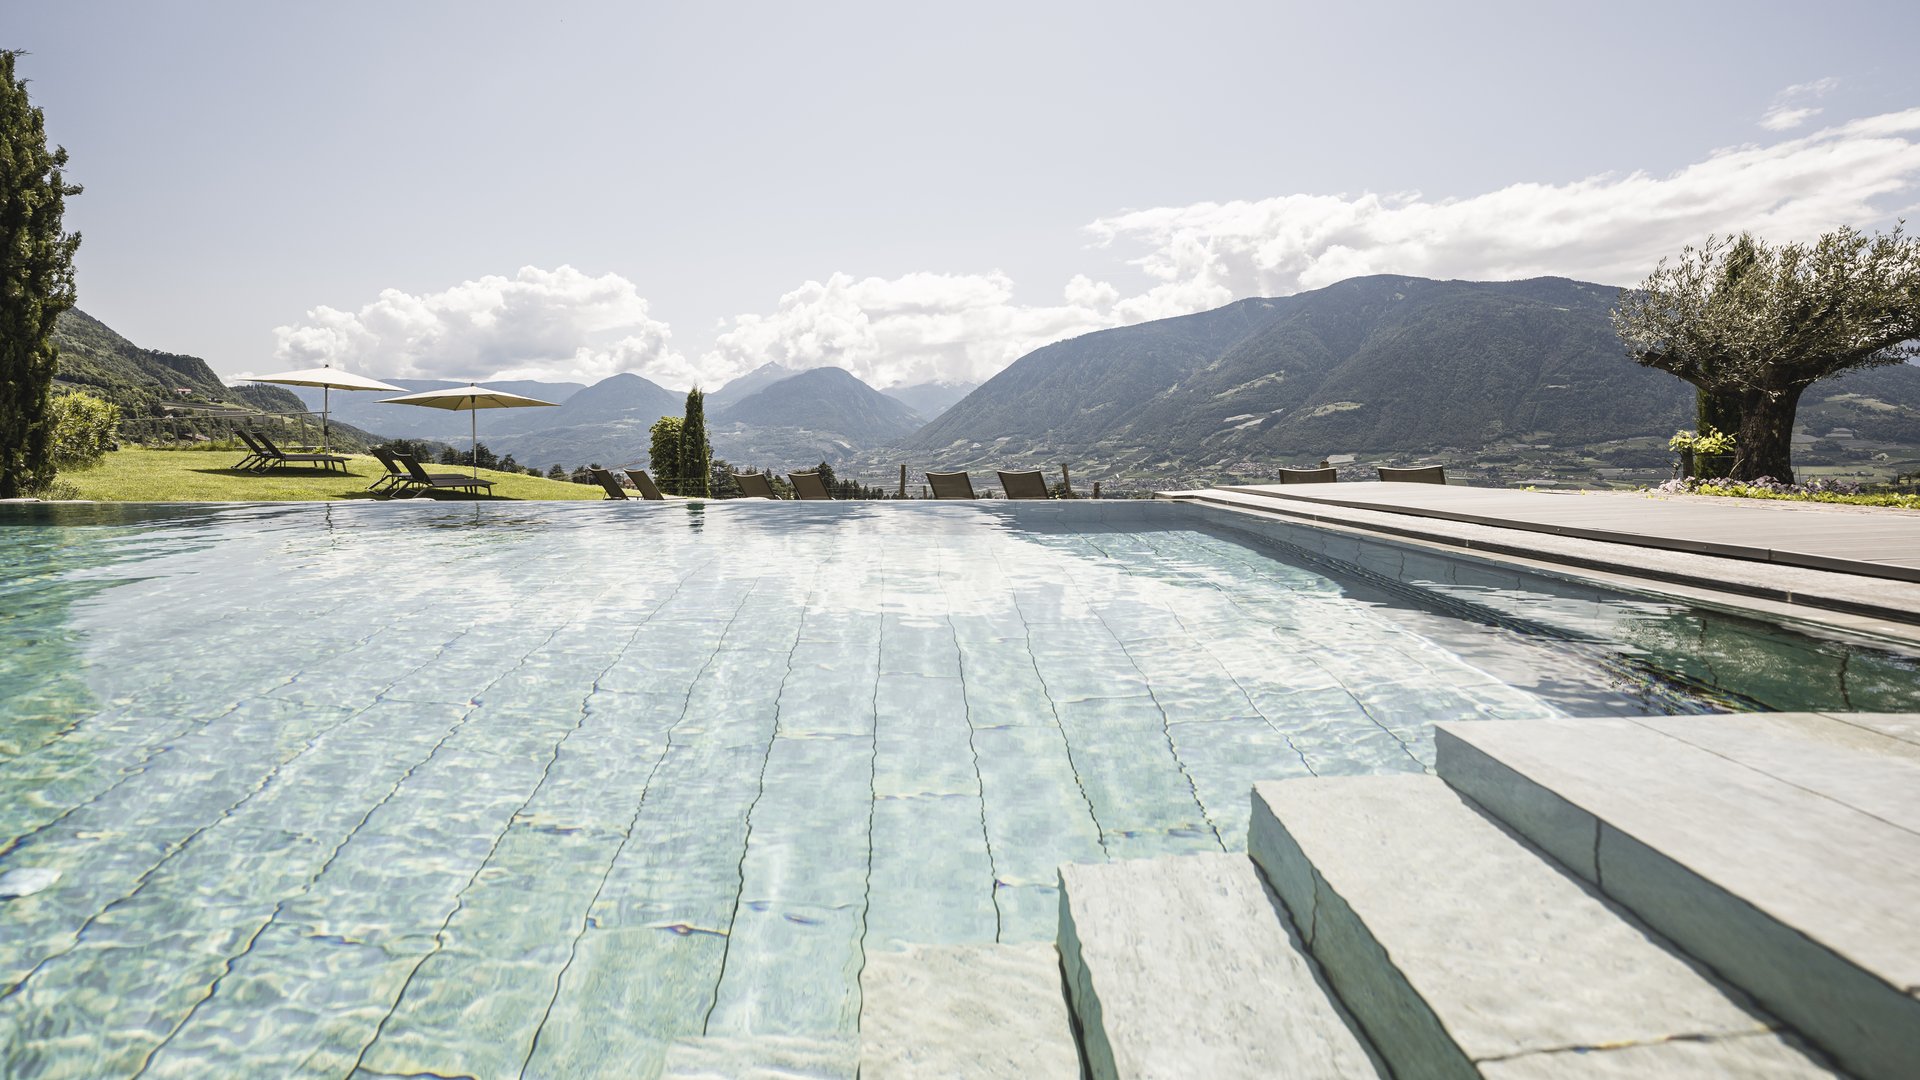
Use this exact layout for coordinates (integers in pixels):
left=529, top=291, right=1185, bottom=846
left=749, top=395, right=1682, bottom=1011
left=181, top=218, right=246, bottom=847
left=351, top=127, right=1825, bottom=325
left=1277, top=466, right=1338, bottom=484
left=624, top=470, right=668, bottom=500
left=1378, top=464, right=1448, bottom=484
left=997, top=470, right=1050, bottom=499
left=394, top=453, right=494, bottom=497
left=733, top=472, right=779, bottom=499
left=927, top=471, right=976, bottom=499
left=789, top=471, right=832, bottom=500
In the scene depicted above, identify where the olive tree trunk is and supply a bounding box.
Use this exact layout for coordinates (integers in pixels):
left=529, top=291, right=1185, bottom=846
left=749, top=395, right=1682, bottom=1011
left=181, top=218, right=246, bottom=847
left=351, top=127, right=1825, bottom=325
left=1729, top=385, right=1805, bottom=484
left=1694, top=388, right=1742, bottom=479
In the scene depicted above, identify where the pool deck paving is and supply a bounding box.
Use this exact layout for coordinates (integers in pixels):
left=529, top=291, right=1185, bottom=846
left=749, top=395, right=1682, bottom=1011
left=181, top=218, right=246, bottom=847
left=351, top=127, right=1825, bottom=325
left=1165, top=482, right=1920, bottom=630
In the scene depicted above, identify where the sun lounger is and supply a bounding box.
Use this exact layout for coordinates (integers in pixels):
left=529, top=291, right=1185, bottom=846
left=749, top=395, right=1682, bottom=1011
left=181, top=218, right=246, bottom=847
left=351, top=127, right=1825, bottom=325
left=252, top=431, right=349, bottom=473
left=789, top=471, right=832, bottom=500
left=624, top=469, right=667, bottom=500
left=733, top=471, right=779, bottom=499
left=1378, top=464, right=1447, bottom=484
left=369, top=448, right=416, bottom=492
left=394, top=453, right=494, bottom=497
left=927, top=471, right=976, bottom=499
left=590, top=468, right=632, bottom=500
left=1277, top=466, right=1338, bottom=484
left=996, top=470, right=1050, bottom=499
left=233, top=430, right=273, bottom=472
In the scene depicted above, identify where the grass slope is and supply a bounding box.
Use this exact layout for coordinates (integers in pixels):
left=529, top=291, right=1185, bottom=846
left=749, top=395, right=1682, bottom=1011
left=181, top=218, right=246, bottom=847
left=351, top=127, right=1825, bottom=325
left=57, top=448, right=604, bottom=502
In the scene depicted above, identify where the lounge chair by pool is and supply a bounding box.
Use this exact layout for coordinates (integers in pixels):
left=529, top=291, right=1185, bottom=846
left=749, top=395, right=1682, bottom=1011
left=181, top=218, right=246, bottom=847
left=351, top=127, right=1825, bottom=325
left=252, top=432, right=349, bottom=473
left=394, top=453, right=494, bottom=497
left=1277, top=466, right=1338, bottom=484
left=232, top=430, right=272, bottom=472
left=997, top=470, right=1050, bottom=499
left=927, top=471, right=976, bottom=499
left=789, top=471, right=832, bottom=500
left=369, top=448, right=415, bottom=493
left=624, top=470, right=668, bottom=500
left=591, top=468, right=631, bottom=500
left=1379, top=464, right=1447, bottom=484
left=734, top=472, right=779, bottom=499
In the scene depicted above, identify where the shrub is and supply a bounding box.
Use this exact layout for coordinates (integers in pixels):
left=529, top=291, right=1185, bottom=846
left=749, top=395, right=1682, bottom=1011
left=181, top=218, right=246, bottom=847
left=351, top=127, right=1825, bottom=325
left=1653, top=474, right=1920, bottom=509
left=48, top=392, right=120, bottom=469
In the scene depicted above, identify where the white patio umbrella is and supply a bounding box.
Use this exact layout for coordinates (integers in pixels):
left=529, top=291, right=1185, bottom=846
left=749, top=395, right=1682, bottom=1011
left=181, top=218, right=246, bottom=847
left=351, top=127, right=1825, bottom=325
left=378, top=384, right=560, bottom=479
left=248, top=366, right=405, bottom=451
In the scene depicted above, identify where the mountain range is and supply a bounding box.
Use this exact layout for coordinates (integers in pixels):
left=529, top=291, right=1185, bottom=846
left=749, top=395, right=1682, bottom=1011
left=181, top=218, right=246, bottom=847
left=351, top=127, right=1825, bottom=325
left=902, top=274, right=1920, bottom=477
left=55, top=274, right=1920, bottom=483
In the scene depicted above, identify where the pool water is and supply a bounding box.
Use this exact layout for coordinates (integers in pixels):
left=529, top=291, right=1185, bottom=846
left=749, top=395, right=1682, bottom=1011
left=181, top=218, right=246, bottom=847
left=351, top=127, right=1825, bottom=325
left=2, top=500, right=1916, bottom=1078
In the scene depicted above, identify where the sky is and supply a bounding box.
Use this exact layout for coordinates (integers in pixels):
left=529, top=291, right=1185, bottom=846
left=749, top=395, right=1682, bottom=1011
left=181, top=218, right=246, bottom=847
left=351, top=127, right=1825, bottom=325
left=12, top=1, right=1920, bottom=393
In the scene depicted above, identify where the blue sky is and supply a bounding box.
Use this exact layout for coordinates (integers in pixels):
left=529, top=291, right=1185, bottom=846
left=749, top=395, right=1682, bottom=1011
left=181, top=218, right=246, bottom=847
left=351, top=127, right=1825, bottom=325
left=13, top=1, right=1920, bottom=391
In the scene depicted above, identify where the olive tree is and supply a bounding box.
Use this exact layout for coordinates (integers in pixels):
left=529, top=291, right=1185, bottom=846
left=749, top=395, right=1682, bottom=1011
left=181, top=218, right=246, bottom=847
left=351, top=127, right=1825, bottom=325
left=0, top=51, right=83, bottom=497
left=1613, top=226, right=1920, bottom=482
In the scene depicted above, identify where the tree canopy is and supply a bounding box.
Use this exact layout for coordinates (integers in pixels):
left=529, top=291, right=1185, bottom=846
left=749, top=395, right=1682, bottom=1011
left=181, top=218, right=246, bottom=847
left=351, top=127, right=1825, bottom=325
left=647, top=415, right=683, bottom=494
left=0, top=50, right=83, bottom=497
left=1613, top=226, right=1920, bottom=482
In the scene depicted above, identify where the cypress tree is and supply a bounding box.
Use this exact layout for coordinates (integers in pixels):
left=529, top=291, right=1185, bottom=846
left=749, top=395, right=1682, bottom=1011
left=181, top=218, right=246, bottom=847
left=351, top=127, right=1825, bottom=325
left=0, top=51, right=83, bottom=498
left=680, top=388, right=710, bottom=498
left=648, top=415, right=683, bottom=494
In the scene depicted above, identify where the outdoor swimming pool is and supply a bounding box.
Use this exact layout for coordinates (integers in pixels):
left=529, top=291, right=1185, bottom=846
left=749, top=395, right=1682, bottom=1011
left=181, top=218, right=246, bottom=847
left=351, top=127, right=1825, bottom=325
left=3, top=499, right=1918, bottom=1078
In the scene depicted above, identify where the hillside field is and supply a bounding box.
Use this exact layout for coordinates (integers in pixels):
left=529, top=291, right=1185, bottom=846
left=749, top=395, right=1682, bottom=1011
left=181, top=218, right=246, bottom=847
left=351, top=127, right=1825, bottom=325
left=51, top=448, right=605, bottom=502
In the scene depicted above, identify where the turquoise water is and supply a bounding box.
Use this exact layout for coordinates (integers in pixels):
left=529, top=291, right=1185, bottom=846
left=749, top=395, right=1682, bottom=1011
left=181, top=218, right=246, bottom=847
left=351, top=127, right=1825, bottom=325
left=2, top=500, right=1916, bottom=1078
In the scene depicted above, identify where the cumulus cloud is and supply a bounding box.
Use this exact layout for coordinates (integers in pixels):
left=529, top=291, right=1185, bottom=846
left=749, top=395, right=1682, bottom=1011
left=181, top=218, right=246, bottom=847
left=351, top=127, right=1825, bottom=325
left=696, top=106, right=1920, bottom=389
left=274, top=106, right=1920, bottom=393
left=1085, top=106, right=1920, bottom=299
left=271, top=265, right=687, bottom=386
left=698, top=271, right=1123, bottom=390
left=1760, top=76, right=1839, bottom=131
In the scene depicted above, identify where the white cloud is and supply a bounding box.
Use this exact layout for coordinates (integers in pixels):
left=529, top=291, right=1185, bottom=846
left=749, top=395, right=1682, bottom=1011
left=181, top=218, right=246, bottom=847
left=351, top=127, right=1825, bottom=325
left=1760, top=106, right=1821, bottom=131
left=276, top=106, right=1920, bottom=394
left=1085, top=107, right=1920, bottom=299
left=698, top=270, right=1127, bottom=389
left=1759, top=76, right=1839, bottom=130
left=271, top=265, right=686, bottom=386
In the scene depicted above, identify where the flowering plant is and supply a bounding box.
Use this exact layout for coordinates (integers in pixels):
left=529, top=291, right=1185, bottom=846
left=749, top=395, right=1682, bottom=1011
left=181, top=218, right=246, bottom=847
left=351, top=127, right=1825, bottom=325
left=1667, top=427, right=1736, bottom=455
left=1647, top=475, right=1920, bottom=508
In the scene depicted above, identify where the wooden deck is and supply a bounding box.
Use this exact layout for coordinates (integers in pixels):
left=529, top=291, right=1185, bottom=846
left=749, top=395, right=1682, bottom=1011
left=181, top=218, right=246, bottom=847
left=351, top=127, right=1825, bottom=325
left=1213, top=483, right=1920, bottom=583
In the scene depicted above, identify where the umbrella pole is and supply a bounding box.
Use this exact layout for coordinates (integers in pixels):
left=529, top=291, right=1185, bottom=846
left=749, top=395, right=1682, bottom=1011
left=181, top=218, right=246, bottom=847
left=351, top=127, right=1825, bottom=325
left=471, top=410, right=478, bottom=481
left=322, top=385, right=330, bottom=453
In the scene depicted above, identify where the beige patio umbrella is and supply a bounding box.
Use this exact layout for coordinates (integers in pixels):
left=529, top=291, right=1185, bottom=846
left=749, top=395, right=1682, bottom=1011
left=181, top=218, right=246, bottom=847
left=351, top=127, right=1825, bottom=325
left=247, top=366, right=405, bottom=452
left=378, top=383, right=560, bottom=478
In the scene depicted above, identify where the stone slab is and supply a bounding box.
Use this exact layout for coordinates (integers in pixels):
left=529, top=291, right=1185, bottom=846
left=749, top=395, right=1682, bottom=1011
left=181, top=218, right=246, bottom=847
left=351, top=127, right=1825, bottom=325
left=1478, top=1031, right=1840, bottom=1078
left=1821, top=711, right=1920, bottom=748
left=1633, top=712, right=1920, bottom=831
left=858, top=942, right=1080, bottom=1079
left=1435, top=716, right=1920, bottom=1080
left=658, top=1033, right=857, bottom=1079
left=1250, top=775, right=1834, bottom=1079
left=1165, top=487, right=1920, bottom=632
left=1057, top=852, right=1379, bottom=1080
left=1217, top=483, right=1920, bottom=583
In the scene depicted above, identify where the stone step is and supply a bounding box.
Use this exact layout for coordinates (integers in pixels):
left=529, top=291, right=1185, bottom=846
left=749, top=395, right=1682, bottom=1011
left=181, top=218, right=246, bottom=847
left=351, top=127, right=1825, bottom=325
left=1057, top=850, right=1381, bottom=1080
left=658, top=1033, right=856, bottom=1079
left=1435, top=714, right=1920, bottom=1080
left=857, top=942, right=1081, bottom=1078
left=1249, top=774, right=1838, bottom=1078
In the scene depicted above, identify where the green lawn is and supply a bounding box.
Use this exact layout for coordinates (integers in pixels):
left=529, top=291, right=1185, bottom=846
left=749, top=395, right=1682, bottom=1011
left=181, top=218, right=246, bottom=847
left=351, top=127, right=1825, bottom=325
left=54, top=447, right=605, bottom=502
